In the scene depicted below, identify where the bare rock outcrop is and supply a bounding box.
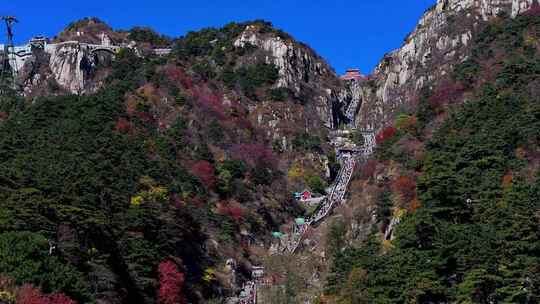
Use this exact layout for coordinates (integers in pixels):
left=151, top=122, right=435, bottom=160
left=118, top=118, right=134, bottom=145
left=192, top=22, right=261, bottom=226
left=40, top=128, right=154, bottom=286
left=234, top=25, right=341, bottom=128
left=346, top=0, right=536, bottom=132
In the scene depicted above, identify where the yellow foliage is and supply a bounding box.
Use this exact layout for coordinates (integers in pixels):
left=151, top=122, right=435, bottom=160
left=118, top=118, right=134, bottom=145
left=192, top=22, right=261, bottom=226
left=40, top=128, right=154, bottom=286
left=131, top=182, right=169, bottom=206
left=203, top=268, right=216, bottom=283
left=149, top=185, right=168, bottom=202
left=394, top=208, right=407, bottom=219
left=382, top=239, right=394, bottom=251
left=139, top=175, right=156, bottom=187
left=0, top=291, right=15, bottom=303
left=288, top=165, right=304, bottom=180
left=131, top=195, right=144, bottom=206
left=395, top=114, right=417, bottom=131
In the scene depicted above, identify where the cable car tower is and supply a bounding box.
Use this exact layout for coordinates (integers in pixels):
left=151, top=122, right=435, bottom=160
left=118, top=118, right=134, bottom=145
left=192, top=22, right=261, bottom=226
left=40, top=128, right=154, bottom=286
left=1, top=16, right=18, bottom=90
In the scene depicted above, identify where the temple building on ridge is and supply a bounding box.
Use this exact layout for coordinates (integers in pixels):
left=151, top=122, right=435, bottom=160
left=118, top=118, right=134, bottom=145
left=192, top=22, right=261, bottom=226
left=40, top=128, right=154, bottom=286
left=340, top=68, right=365, bottom=82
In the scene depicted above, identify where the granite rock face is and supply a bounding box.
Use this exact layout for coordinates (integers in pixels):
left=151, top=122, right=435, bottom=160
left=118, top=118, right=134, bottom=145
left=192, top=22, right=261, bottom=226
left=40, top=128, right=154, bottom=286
left=17, top=42, right=114, bottom=95
left=345, top=0, right=536, bottom=132
left=234, top=25, right=341, bottom=128
left=46, top=42, right=113, bottom=94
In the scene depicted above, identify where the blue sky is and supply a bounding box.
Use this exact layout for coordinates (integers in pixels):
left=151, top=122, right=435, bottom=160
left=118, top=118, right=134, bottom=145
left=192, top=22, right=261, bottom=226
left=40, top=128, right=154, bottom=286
left=2, top=0, right=434, bottom=74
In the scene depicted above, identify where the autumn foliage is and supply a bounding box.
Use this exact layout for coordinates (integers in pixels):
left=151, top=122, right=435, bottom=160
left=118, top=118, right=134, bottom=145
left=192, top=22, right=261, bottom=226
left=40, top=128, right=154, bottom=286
left=164, top=66, right=193, bottom=89
left=391, top=176, right=417, bottom=205
left=360, top=159, right=377, bottom=180
left=428, top=80, right=465, bottom=112
left=16, top=284, right=76, bottom=304
left=395, top=114, right=418, bottom=132
left=408, top=197, right=422, bottom=213
left=190, top=160, right=216, bottom=189
left=217, top=201, right=245, bottom=222
left=231, top=143, right=276, bottom=168
left=192, top=86, right=226, bottom=120
left=158, top=261, right=186, bottom=304
left=523, top=1, right=540, bottom=16
left=115, top=117, right=133, bottom=133
left=375, top=126, right=397, bottom=145
left=502, top=172, right=513, bottom=189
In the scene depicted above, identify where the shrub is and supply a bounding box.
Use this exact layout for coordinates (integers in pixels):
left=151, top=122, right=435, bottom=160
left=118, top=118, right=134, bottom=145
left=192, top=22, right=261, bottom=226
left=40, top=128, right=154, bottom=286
left=115, top=118, right=133, bottom=133
left=350, top=130, right=365, bottom=146
left=231, top=144, right=276, bottom=168
left=522, top=1, right=540, bottom=16
left=234, top=63, right=280, bottom=98
left=409, top=197, right=422, bottom=213
left=192, top=62, right=216, bottom=80
left=267, top=88, right=289, bottom=101
left=164, top=66, right=193, bottom=89
left=208, top=120, right=224, bottom=144
left=158, top=261, right=186, bottom=304
left=360, top=159, right=377, bottom=180
left=219, top=159, right=247, bottom=179
left=305, top=175, right=327, bottom=194
left=216, top=169, right=232, bottom=196
left=428, top=80, right=465, bottom=112
left=391, top=176, right=416, bottom=205
left=292, top=132, right=322, bottom=151
left=190, top=161, right=216, bottom=190
left=375, top=126, right=397, bottom=145
left=218, top=201, right=245, bottom=222
left=395, top=114, right=417, bottom=132
left=0, top=232, right=89, bottom=301
left=16, top=284, right=77, bottom=304
left=128, top=27, right=171, bottom=47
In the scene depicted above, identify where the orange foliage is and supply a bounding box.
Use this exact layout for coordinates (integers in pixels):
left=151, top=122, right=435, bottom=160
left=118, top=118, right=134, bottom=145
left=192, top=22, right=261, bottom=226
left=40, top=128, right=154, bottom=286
left=409, top=197, right=422, bottom=213
left=502, top=172, right=513, bottom=189
left=392, top=176, right=417, bottom=205
left=515, top=147, right=527, bottom=160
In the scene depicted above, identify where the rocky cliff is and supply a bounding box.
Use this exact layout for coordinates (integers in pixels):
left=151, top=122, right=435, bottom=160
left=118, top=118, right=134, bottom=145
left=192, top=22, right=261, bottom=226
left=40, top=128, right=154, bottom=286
left=233, top=24, right=341, bottom=128
left=346, top=0, right=536, bottom=132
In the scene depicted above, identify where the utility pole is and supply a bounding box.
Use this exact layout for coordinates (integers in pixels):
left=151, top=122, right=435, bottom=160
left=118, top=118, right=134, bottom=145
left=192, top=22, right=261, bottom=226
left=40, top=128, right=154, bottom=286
left=1, top=16, right=18, bottom=89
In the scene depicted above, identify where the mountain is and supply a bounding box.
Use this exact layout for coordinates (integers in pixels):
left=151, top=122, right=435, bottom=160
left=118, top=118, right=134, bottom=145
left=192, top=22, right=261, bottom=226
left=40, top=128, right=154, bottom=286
left=0, top=0, right=539, bottom=303
left=0, top=18, right=344, bottom=304
left=324, top=1, right=540, bottom=303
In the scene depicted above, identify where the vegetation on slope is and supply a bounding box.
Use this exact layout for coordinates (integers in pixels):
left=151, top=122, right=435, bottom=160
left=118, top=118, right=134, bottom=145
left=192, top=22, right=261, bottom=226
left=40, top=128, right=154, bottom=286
left=326, top=11, right=540, bottom=304
left=0, top=19, right=333, bottom=303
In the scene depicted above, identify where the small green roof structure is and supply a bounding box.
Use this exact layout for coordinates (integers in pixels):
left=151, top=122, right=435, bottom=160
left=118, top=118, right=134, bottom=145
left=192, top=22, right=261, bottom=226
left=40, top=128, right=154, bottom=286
left=295, top=218, right=306, bottom=225
left=272, top=232, right=285, bottom=238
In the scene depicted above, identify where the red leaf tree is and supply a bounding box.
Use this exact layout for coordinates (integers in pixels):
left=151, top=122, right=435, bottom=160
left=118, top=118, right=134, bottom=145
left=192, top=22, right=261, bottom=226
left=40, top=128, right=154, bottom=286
left=16, top=284, right=76, bottom=304
left=230, top=143, right=276, bottom=168
left=190, top=160, right=216, bottom=189
left=217, top=201, right=245, bottom=222
left=360, top=159, right=377, bottom=180
left=164, top=66, right=193, bottom=89
left=375, top=126, right=397, bottom=145
left=158, top=261, right=186, bottom=304
left=115, top=117, right=133, bottom=133
left=428, top=80, right=465, bottom=112
left=523, top=1, right=540, bottom=16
